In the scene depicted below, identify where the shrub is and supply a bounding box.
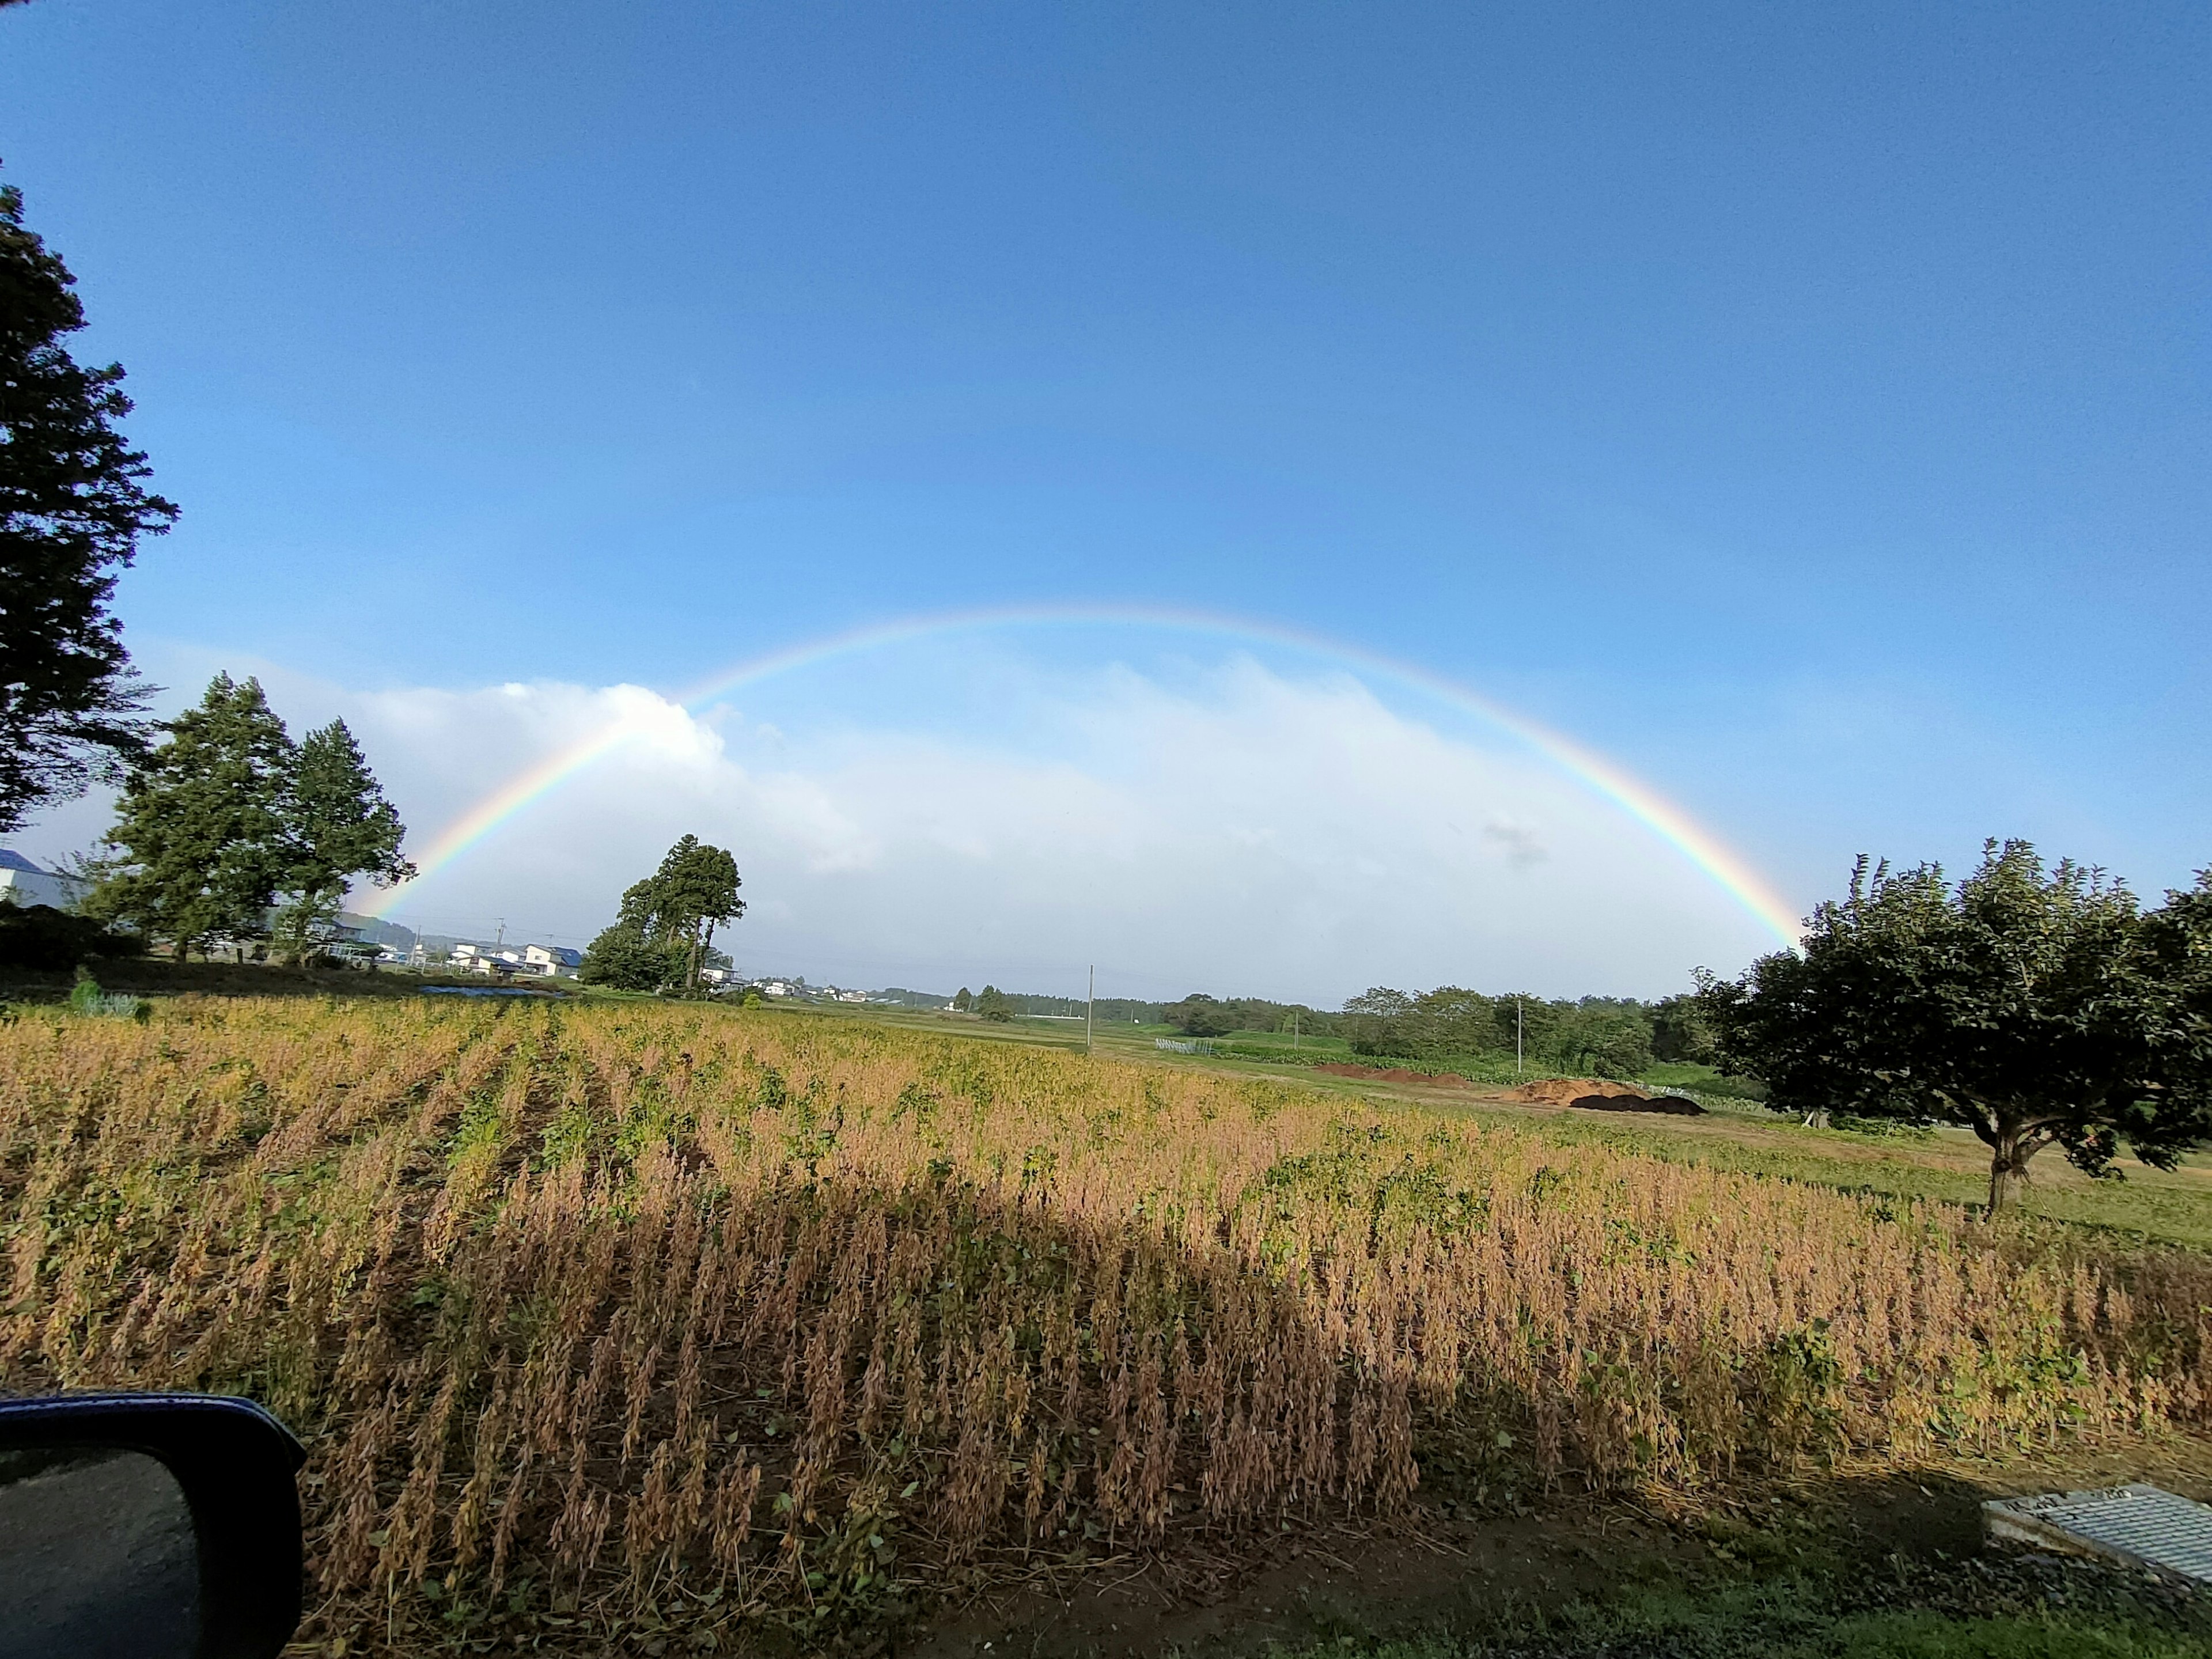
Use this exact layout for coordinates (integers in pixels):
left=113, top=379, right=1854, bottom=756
left=0, top=903, right=141, bottom=971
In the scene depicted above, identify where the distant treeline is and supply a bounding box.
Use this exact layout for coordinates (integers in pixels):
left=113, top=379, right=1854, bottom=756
left=889, top=982, right=1708, bottom=1078
left=948, top=986, right=1168, bottom=1022
left=1336, top=986, right=1710, bottom=1079
left=1001, top=991, right=1166, bottom=1022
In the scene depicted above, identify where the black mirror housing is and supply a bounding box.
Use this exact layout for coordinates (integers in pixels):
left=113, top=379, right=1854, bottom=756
left=0, top=1393, right=305, bottom=1659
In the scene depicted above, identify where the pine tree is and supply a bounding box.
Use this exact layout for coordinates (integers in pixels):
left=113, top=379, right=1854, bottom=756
left=274, top=718, right=414, bottom=961
left=84, top=674, right=294, bottom=957
left=609, top=834, right=744, bottom=990
left=0, top=177, right=179, bottom=832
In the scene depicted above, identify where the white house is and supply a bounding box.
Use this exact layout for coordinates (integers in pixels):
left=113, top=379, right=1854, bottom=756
left=449, top=942, right=527, bottom=976
left=522, top=944, right=581, bottom=978
left=0, top=850, right=87, bottom=911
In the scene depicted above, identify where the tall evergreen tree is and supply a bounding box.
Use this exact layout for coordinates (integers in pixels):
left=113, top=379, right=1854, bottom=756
left=0, top=177, right=179, bottom=832
left=590, top=834, right=744, bottom=992
left=84, top=673, right=294, bottom=957
left=274, top=718, right=414, bottom=960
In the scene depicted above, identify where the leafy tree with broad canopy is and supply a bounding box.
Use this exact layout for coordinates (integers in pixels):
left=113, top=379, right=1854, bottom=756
left=1698, top=840, right=2212, bottom=1212
left=1164, top=992, right=1236, bottom=1037
left=1, top=177, right=179, bottom=832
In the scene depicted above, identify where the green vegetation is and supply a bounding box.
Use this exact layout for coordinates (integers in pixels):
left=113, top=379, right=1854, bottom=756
left=271, top=715, right=414, bottom=960
left=580, top=832, right=743, bottom=991
left=1268, top=1562, right=2212, bottom=1658
left=0, top=173, right=178, bottom=834
left=1339, top=986, right=1676, bottom=1078
left=0, top=900, right=139, bottom=971
left=1702, top=840, right=2212, bottom=1212
left=81, top=672, right=411, bottom=960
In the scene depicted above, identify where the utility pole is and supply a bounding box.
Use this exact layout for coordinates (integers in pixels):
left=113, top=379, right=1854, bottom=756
left=1086, top=965, right=1094, bottom=1055
left=1290, top=1010, right=1299, bottom=1051
left=494, top=919, right=506, bottom=952
left=1516, top=998, right=1524, bottom=1076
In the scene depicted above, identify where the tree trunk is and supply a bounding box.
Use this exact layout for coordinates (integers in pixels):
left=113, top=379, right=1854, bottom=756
left=1987, top=1127, right=2037, bottom=1213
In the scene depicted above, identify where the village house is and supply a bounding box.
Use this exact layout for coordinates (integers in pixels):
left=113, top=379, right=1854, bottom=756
left=0, top=850, right=88, bottom=911
left=522, top=944, right=582, bottom=978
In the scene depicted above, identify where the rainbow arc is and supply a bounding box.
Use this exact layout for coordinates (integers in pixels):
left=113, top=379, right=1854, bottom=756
left=361, top=605, right=1802, bottom=949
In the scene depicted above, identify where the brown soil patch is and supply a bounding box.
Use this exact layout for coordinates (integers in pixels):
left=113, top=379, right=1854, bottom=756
left=1499, top=1077, right=1646, bottom=1105
left=1572, top=1092, right=1706, bottom=1117
left=1315, top=1063, right=1472, bottom=1087
left=903, top=1434, right=2212, bottom=1658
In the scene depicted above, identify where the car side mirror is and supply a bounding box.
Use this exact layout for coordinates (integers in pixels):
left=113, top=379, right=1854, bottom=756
left=0, top=1393, right=305, bottom=1659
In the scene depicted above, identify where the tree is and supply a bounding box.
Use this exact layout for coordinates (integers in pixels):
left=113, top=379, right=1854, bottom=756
left=83, top=673, right=294, bottom=957
left=1164, top=992, right=1236, bottom=1037
left=274, top=719, right=414, bottom=961
left=1, top=177, right=179, bottom=832
left=657, top=835, right=743, bottom=990
left=589, top=834, right=744, bottom=993
left=1547, top=999, right=1654, bottom=1079
left=614, top=835, right=743, bottom=990
left=974, top=984, right=1014, bottom=1022
left=1649, top=993, right=1715, bottom=1063
left=953, top=987, right=973, bottom=1012
left=1699, top=842, right=2212, bottom=1212
left=578, top=925, right=683, bottom=992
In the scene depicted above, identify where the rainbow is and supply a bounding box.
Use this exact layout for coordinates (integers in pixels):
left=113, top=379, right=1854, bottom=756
left=359, top=605, right=1804, bottom=947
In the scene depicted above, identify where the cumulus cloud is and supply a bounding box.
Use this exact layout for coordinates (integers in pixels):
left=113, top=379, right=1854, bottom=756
left=13, top=649, right=1782, bottom=1002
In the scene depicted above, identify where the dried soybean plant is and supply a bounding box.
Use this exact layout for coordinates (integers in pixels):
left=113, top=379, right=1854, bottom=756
left=2, top=995, right=2209, bottom=1652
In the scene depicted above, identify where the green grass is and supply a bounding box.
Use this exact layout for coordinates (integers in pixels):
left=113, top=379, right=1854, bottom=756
left=1263, top=1569, right=2212, bottom=1658
left=1430, top=1097, right=2212, bottom=1247
left=1637, top=1060, right=1770, bottom=1101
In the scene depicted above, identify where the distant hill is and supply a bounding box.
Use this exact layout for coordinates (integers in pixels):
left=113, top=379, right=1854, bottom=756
left=339, top=914, right=418, bottom=952
left=870, top=987, right=952, bottom=1007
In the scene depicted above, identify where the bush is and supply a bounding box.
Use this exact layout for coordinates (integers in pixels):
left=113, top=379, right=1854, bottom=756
left=66, top=970, right=148, bottom=1021
left=0, top=903, right=141, bottom=971
left=578, top=925, right=683, bottom=991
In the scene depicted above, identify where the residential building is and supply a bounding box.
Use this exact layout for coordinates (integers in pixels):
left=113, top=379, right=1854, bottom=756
left=522, top=944, right=582, bottom=978
left=0, top=850, right=88, bottom=912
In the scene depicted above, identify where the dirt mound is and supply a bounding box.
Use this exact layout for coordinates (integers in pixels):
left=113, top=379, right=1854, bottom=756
left=1315, top=1062, right=1470, bottom=1087
left=1496, top=1078, right=1706, bottom=1116
left=1571, top=1091, right=1705, bottom=1116
left=1501, top=1077, right=1646, bottom=1104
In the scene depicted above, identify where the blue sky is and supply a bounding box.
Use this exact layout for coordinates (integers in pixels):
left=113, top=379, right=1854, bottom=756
left=3, top=2, right=2206, bottom=1000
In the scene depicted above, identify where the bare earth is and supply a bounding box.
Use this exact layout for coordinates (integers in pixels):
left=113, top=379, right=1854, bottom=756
left=905, top=1435, right=2212, bottom=1658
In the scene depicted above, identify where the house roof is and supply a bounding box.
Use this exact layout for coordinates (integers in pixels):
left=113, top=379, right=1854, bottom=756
left=0, top=850, right=51, bottom=875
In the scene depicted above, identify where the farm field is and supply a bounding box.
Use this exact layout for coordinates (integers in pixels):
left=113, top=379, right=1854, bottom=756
left=822, top=999, right=2212, bottom=1248
left=6, top=992, right=2212, bottom=1656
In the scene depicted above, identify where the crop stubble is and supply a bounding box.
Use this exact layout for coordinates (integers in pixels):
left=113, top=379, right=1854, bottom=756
left=2, top=998, right=2208, bottom=1649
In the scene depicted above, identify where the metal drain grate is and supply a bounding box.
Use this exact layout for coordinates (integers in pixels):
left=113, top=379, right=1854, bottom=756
left=1983, top=1483, right=2212, bottom=1582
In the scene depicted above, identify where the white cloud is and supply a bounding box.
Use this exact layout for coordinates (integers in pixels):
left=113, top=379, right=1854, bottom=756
left=10, top=650, right=1783, bottom=1002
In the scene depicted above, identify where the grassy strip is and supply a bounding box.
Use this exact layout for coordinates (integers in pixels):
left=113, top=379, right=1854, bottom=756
left=1273, top=1553, right=2212, bottom=1658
